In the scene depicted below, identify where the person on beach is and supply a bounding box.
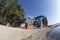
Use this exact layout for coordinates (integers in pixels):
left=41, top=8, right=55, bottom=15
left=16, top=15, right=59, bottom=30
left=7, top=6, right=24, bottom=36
left=26, top=16, right=34, bottom=29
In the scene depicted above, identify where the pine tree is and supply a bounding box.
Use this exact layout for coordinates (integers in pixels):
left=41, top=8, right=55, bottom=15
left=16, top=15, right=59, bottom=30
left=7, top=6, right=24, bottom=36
left=0, top=0, right=25, bottom=27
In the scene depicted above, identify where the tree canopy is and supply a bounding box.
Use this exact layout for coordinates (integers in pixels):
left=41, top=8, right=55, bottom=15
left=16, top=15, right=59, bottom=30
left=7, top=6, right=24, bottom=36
left=0, top=0, right=25, bottom=27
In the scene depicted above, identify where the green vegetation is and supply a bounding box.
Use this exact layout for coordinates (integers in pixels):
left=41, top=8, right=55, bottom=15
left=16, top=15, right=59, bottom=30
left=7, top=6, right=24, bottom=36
left=0, top=0, right=25, bottom=27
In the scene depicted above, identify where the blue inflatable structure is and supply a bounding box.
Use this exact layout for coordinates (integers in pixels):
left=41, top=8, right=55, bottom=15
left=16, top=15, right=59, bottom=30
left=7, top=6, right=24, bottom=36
left=34, top=16, right=48, bottom=28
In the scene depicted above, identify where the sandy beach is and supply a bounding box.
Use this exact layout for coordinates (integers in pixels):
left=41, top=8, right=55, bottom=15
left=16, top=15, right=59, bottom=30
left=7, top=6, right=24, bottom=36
left=0, top=25, right=52, bottom=40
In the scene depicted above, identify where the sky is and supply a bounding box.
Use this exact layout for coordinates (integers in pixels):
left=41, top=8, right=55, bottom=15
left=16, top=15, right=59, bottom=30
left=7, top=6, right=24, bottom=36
left=18, top=0, right=60, bottom=25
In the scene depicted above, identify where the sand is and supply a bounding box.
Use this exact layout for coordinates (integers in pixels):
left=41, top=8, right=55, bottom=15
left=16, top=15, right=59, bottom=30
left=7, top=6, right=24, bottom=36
left=0, top=25, right=52, bottom=40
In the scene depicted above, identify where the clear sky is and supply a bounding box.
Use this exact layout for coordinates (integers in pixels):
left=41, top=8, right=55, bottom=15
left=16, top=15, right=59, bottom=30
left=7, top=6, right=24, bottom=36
left=18, top=0, right=60, bottom=25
